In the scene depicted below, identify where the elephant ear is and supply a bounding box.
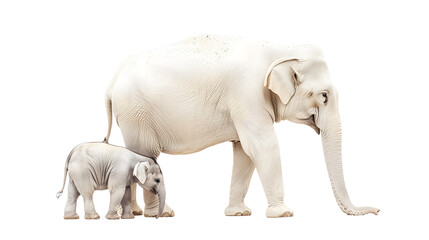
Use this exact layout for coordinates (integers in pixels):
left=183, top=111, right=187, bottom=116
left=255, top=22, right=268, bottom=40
left=264, top=58, right=301, bottom=105
left=133, top=161, right=150, bottom=184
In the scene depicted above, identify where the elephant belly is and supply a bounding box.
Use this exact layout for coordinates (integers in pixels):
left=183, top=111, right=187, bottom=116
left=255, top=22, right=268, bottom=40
left=114, top=98, right=239, bottom=156
left=161, top=123, right=239, bottom=154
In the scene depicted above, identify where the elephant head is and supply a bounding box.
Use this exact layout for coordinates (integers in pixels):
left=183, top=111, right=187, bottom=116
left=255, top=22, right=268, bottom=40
left=133, top=160, right=166, bottom=218
left=264, top=45, right=379, bottom=215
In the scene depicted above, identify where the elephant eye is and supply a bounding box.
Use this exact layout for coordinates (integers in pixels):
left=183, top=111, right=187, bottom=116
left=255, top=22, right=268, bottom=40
left=321, top=92, right=328, bottom=103
left=154, top=178, right=161, bottom=183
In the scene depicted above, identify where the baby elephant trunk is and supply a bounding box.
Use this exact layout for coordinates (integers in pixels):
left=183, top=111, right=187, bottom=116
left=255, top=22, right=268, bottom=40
left=157, top=186, right=166, bottom=219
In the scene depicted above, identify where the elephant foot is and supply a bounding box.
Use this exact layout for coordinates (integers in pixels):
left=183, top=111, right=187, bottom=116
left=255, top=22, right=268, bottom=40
left=64, top=213, right=79, bottom=219
left=144, top=211, right=175, bottom=218
left=266, top=205, right=294, bottom=218
left=121, top=212, right=135, bottom=219
left=234, top=211, right=251, bottom=216
left=144, top=204, right=175, bottom=218
left=144, top=210, right=175, bottom=218
left=131, top=201, right=143, bottom=216
left=225, top=203, right=252, bottom=216
left=106, top=212, right=120, bottom=220
left=85, top=213, right=100, bottom=220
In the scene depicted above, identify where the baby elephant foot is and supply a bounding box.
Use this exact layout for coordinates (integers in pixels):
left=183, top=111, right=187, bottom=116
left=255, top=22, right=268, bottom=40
left=266, top=205, right=294, bottom=218
left=85, top=213, right=100, bottom=220
left=106, top=212, right=120, bottom=220
left=225, top=203, right=252, bottom=216
left=64, top=213, right=79, bottom=219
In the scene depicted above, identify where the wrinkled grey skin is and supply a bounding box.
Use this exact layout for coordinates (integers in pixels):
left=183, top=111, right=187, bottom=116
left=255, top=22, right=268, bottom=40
left=57, top=142, right=165, bottom=220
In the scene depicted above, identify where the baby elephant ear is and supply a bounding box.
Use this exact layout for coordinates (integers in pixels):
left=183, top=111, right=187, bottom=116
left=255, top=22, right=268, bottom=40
left=133, top=161, right=150, bottom=184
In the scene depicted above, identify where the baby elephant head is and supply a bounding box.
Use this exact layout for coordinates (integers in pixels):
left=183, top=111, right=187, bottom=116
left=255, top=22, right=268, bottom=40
left=133, top=161, right=165, bottom=218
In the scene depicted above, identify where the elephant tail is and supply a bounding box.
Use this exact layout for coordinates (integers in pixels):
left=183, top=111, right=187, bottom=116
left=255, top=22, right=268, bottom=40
left=56, top=149, right=74, bottom=198
left=103, top=93, right=113, bottom=143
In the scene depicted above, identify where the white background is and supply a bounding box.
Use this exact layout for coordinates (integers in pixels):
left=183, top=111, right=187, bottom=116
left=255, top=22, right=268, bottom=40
left=1, top=0, right=428, bottom=239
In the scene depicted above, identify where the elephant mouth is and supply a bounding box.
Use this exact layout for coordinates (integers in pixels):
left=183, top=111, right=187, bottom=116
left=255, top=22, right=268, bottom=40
left=298, top=115, right=320, bottom=135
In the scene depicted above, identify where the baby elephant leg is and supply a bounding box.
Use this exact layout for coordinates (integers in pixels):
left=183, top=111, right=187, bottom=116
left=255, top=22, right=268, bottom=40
left=106, top=186, right=126, bottom=220
left=64, top=180, right=80, bottom=219
left=82, top=192, right=100, bottom=220
left=72, top=174, right=99, bottom=219
left=130, top=183, right=143, bottom=215
left=120, top=186, right=134, bottom=219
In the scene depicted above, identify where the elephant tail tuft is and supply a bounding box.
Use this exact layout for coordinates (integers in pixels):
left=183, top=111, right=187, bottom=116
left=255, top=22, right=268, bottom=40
left=56, top=191, right=63, bottom=199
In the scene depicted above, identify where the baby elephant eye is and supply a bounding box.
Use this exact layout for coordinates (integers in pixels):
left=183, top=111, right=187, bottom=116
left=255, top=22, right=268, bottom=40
left=322, top=93, right=327, bottom=98
left=154, top=178, right=161, bottom=183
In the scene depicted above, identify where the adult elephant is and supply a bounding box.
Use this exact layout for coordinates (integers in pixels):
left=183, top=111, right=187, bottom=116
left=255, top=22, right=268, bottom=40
left=103, top=35, right=379, bottom=217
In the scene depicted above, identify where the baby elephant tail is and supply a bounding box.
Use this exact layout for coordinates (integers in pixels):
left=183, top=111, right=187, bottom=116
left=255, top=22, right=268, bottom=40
left=56, top=149, right=74, bottom=198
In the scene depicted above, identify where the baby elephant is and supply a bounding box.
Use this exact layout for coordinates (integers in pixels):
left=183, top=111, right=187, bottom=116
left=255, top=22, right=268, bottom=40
left=56, top=142, right=166, bottom=220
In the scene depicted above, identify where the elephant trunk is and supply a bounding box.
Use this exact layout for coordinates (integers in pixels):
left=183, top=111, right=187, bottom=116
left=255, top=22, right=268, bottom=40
left=156, top=185, right=166, bottom=219
left=321, top=115, right=353, bottom=213
left=320, top=113, right=379, bottom=215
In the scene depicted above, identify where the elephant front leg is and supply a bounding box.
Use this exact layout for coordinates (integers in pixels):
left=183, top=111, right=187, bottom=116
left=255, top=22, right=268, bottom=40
left=143, top=188, right=175, bottom=217
left=225, top=141, right=254, bottom=216
left=106, top=186, right=126, bottom=220
left=120, top=186, right=134, bottom=219
left=130, top=183, right=143, bottom=215
left=236, top=122, right=293, bottom=218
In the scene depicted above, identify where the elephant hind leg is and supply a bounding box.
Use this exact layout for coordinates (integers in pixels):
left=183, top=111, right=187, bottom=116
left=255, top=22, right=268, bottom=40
left=70, top=172, right=99, bottom=219
left=225, top=141, right=254, bottom=216
left=82, top=194, right=100, bottom=220
left=64, top=180, right=80, bottom=219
